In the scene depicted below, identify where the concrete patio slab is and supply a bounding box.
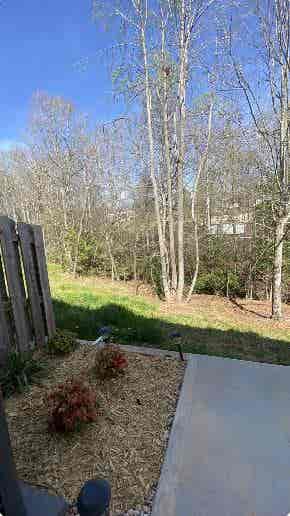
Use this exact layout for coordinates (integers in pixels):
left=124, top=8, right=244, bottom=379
left=152, top=355, right=290, bottom=516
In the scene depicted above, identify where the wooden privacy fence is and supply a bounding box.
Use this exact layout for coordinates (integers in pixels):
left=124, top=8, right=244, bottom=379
left=0, top=216, right=55, bottom=362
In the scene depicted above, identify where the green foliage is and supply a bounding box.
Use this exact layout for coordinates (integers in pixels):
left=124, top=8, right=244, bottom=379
left=0, top=351, right=47, bottom=398
left=141, top=255, right=164, bottom=298
left=195, top=270, right=243, bottom=297
left=94, top=344, right=128, bottom=379
left=76, top=233, right=100, bottom=274
left=46, top=378, right=97, bottom=433
left=226, top=272, right=244, bottom=297
left=62, top=230, right=99, bottom=274
left=47, top=329, right=78, bottom=355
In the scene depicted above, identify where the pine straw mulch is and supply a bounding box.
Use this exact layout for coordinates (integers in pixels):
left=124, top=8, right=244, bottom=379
left=4, top=346, right=185, bottom=515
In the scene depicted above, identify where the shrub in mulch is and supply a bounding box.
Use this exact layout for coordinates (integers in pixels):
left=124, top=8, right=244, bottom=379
left=47, top=329, right=78, bottom=355
left=0, top=350, right=47, bottom=398
left=46, top=378, right=98, bottom=433
left=94, top=344, right=128, bottom=380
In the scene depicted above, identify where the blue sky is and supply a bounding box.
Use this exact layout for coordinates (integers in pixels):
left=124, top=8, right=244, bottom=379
left=0, top=0, right=126, bottom=148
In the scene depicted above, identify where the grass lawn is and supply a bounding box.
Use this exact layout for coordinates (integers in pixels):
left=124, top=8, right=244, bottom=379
left=49, top=264, right=290, bottom=365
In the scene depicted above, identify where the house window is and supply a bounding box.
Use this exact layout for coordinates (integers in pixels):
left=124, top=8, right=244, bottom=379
left=235, top=223, right=245, bottom=235
left=222, top=223, right=234, bottom=234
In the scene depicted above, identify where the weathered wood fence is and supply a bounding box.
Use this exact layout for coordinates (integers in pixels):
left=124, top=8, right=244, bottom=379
left=0, top=216, right=55, bottom=362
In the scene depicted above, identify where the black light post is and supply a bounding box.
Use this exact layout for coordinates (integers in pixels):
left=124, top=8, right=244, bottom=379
left=169, top=331, right=185, bottom=361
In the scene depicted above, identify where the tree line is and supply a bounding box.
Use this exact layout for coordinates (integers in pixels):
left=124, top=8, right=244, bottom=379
left=0, top=0, right=289, bottom=318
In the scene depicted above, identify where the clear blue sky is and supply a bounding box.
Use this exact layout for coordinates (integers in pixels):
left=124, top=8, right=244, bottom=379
left=0, top=0, right=126, bottom=149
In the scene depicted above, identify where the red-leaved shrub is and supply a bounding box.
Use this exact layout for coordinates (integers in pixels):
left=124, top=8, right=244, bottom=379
left=94, top=344, right=128, bottom=379
left=46, top=378, right=97, bottom=433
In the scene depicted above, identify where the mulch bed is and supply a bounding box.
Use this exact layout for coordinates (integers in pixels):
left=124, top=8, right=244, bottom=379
left=4, top=346, right=185, bottom=515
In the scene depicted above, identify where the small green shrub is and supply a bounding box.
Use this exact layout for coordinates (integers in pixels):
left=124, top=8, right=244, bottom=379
left=47, top=329, right=78, bottom=355
left=46, top=378, right=97, bottom=433
left=195, top=271, right=243, bottom=297
left=0, top=351, right=47, bottom=398
left=94, top=344, right=128, bottom=379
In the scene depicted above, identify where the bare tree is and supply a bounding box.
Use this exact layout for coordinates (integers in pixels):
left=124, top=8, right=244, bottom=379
left=95, top=0, right=217, bottom=300
left=171, top=0, right=217, bottom=301
left=228, top=0, right=289, bottom=319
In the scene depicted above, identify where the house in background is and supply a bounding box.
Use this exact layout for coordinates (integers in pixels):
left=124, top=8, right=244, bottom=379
left=209, top=202, right=253, bottom=238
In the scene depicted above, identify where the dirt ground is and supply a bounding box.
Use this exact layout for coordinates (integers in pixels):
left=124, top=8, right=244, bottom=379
left=5, top=347, right=185, bottom=514
left=159, top=294, right=290, bottom=328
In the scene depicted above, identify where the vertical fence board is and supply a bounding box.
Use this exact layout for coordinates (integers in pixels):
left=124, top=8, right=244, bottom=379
left=0, top=254, right=11, bottom=363
left=32, top=225, right=56, bottom=338
left=0, top=296, right=10, bottom=363
left=18, top=223, right=46, bottom=347
left=0, top=216, right=32, bottom=353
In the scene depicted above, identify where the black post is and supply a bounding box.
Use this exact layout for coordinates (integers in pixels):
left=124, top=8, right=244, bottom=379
left=169, top=331, right=185, bottom=361
left=0, top=389, right=27, bottom=516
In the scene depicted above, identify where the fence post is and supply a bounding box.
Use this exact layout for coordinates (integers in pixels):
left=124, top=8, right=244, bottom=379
left=0, top=217, right=32, bottom=353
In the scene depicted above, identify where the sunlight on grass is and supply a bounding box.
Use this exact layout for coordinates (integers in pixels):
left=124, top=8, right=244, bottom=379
left=48, top=264, right=290, bottom=364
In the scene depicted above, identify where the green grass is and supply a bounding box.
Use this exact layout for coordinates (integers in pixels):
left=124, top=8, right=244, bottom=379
left=49, top=264, right=290, bottom=365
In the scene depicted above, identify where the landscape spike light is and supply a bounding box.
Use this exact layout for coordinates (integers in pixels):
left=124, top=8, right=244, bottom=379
left=169, top=331, right=185, bottom=361
left=98, top=327, right=112, bottom=341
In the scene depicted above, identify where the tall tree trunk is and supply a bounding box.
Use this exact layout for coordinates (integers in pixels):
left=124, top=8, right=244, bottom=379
left=140, top=23, right=170, bottom=301
left=176, top=3, right=187, bottom=302
left=163, top=85, right=177, bottom=294
left=187, top=100, right=213, bottom=301
left=206, top=175, right=211, bottom=232
left=272, top=217, right=287, bottom=319
left=272, top=60, right=289, bottom=319
left=161, top=23, right=177, bottom=295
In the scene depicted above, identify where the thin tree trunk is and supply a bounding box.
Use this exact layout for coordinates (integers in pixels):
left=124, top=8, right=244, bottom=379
left=188, top=213, right=200, bottom=300
left=146, top=231, right=150, bottom=252
left=133, top=237, right=137, bottom=281
left=163, top=90, right=177, bottom=294
left=72, top=190, right=88, bottom=277
left=226, top=271, right=230, bottom=298
left=187, top=100, right=213, bottom=302
left=272, top=218, right=287, bottom=319
left=161, top=24, right=177, bottom=294
left=106, top=235, right=118, bottom=282
left=248, top=264, right=253, bottom=300
left=272, top=60, right=289, bottom=319
left=176, top=2, right=187, bottom=302
left=140, top=23, right=170, bottom=301
left=206, top=196, right=211, bottom=231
